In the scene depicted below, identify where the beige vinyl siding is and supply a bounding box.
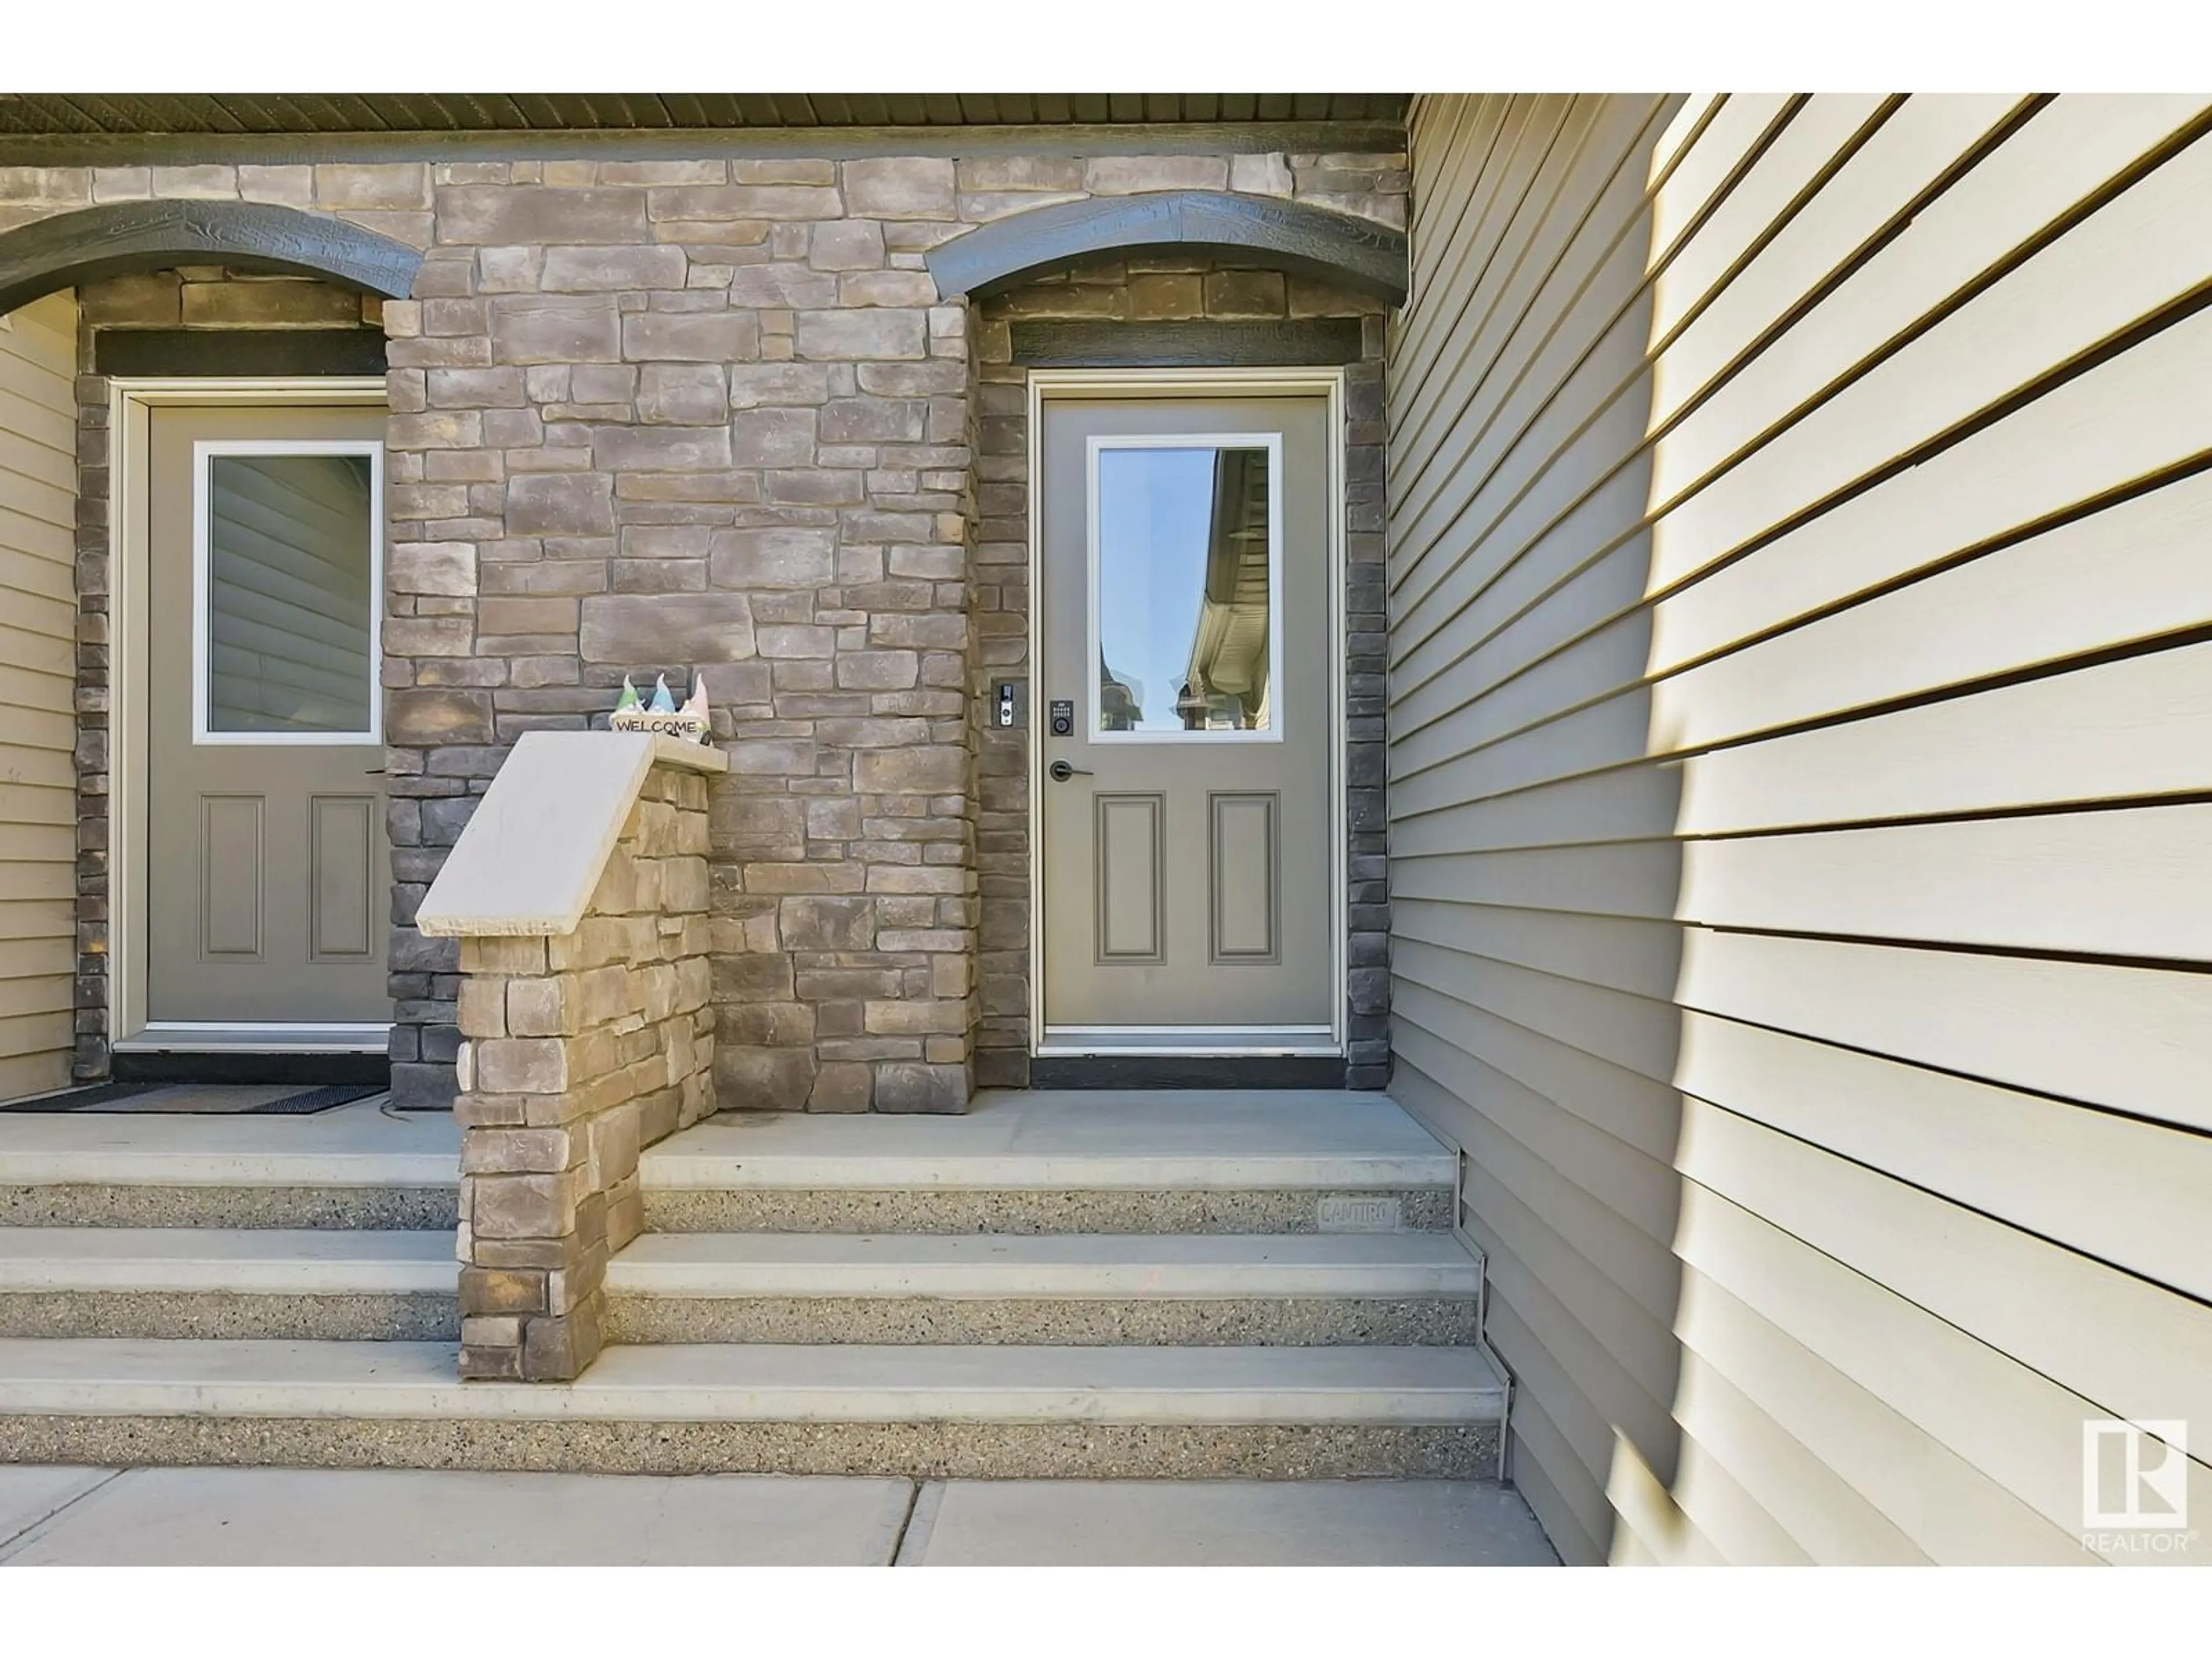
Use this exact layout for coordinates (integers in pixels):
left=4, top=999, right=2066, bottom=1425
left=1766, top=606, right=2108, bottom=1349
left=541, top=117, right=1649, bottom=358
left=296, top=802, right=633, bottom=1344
left=0, top=291, right=79, bottom=1103
left=1387, top=94, right=2212, bottom=1565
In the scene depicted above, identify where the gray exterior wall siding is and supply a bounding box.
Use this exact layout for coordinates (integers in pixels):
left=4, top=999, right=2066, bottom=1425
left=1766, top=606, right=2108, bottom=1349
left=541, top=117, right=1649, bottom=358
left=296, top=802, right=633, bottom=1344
left=1384, top=93, right=1691, bottom=1563
left=1386, top=92, right=2212, bottom=1565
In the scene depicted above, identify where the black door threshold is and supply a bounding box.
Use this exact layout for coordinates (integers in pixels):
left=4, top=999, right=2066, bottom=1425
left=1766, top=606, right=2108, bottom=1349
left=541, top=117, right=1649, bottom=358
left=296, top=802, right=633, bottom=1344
left=1026, top=1055, right=1348, bottom=1090
left=110, top=1051, right=392, bottom=1088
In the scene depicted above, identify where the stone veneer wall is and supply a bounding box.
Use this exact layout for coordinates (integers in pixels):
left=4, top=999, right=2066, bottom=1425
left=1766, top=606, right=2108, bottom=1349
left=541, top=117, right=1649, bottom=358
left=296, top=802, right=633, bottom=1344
left=67, top=264, right=388, bottom=1081
left=3, top=150, right=1406, bottom=1109
left=969, top=254, right=1395, bottom=1088
left=453, top=760, right=714, bottom=1380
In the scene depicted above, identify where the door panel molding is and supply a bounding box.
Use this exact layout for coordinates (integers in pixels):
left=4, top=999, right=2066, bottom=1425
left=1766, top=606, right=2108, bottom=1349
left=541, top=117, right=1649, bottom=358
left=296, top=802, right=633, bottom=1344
left=1028, top=368, right=1350, bottom=1056
left=1094, top=793, right=1167, bottom=964
left=309, top=793, right=378, bottom=962
left=1209, top=790, right=1283, bottom=965
left=108, top=378, right=389, bottom=1050
left=197, top=794, right=265, bottom=960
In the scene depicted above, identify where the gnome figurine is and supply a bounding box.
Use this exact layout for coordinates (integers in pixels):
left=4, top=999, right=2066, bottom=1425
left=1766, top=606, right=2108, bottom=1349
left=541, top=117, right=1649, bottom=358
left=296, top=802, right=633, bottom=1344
left=647, top=673, right=676, bottom=714
left=677, top=671, right=711, bottom=744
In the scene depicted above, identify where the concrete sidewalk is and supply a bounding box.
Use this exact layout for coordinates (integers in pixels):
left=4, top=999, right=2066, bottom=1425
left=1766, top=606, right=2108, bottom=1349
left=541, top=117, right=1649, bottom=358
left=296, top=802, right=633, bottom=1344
left=0, top=1465, right=1556, bottom=1566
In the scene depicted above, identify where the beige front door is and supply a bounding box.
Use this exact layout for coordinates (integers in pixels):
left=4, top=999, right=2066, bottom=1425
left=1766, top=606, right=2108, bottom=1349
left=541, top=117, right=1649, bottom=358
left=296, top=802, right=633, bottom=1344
left=142, top=404, right=390, bottom=1030
left=1037, top=393, right=1336, bottom=1051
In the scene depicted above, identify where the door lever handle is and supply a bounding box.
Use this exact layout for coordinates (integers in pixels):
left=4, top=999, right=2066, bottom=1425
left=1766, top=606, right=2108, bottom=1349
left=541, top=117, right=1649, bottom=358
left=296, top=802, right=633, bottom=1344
left=1047, top=759, right=1093, bottom=782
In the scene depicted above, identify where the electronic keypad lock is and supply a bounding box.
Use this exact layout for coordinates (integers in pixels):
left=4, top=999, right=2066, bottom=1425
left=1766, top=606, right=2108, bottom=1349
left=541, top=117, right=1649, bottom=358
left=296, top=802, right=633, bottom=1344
left=1048, top=698, right=1074, bottom=738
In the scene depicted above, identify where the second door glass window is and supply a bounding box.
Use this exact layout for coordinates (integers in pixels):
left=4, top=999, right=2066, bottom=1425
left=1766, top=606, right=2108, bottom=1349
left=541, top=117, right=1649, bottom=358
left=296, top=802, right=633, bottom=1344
left=1094, top=442, right=1276, bottom=736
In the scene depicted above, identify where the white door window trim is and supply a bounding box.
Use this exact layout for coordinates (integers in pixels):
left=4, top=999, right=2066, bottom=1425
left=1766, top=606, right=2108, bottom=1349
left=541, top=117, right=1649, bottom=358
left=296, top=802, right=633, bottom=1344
left=1085, top=431, right=1286, bottom=745
left=191, top=438, right=386, bottom=748
left=107, top=378, right=389, bottom=1051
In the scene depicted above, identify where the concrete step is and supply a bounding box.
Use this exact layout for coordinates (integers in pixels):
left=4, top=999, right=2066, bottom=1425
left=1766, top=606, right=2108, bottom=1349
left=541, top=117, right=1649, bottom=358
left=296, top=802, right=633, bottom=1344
left=606, top=1232, right=1480, bottom=1346
left=0, top=1229, right=457, bottom=1340
left=0, top=1338, right=1507, bottom=1478
left=643, top=1089, right=1457, bottom=1234
left=0, top=1100, right=458, bottom=1230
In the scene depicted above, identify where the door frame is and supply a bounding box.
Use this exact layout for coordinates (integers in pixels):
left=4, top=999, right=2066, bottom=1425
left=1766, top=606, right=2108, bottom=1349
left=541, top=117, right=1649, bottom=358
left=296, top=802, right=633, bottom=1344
left=107, top=376, right=392, bottom=1054
left=1025, top=367, right=1350, bottom=1058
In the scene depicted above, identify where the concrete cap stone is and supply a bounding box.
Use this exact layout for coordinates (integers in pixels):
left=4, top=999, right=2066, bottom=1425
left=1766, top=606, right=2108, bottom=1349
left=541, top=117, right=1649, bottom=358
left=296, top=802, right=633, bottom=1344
left=416, top=732, right=725, bottom=940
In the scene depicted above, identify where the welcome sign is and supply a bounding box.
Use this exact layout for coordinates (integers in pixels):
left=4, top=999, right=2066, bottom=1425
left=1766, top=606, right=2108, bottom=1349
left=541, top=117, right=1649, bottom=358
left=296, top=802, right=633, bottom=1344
left=609, top=672, right=711, bottom=744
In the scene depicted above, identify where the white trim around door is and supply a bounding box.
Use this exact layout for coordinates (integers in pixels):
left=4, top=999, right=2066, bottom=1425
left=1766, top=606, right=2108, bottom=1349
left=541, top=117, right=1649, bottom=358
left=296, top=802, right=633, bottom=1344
left=107, top=378, right=392, bottom=1054
left=1026, top=367, right=1350, bottom=1060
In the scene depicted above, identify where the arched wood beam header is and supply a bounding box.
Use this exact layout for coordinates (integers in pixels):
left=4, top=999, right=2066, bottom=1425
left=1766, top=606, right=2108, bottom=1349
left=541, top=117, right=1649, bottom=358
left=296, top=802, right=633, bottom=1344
left=0, top=199, right=425, bottom=316
left=926, top=190, right=1408, bottom=304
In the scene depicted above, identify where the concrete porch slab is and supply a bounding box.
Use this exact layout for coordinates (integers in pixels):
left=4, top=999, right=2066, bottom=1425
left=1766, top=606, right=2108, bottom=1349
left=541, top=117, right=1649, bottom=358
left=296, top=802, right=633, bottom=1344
left=0, top=1467, right=910, bottom=1566
left=900, top=1479, right=1558, bottom=1566
left=646, top=1089, right=1456, bottom=1190
left=0, top=1097, right=457, bottom=1189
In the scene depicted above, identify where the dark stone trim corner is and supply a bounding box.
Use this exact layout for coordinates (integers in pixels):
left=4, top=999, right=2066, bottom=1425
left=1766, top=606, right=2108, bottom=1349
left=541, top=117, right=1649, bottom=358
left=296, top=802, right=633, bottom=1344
left=928, top=190, right=1409, bottom=305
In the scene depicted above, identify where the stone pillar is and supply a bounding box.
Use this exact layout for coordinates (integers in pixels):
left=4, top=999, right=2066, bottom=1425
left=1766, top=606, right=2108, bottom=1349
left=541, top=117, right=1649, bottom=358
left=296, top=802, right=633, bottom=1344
left=387, top=156, right=984, bottom=1116
left=452, top=763, right=714, bottom=1381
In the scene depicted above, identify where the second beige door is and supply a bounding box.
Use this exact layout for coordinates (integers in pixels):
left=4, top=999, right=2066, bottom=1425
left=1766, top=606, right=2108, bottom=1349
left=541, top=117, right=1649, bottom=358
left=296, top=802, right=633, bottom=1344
left=1038, top=393, right=1336, bottom=1048
left=143, top=403, right=391, bottom=1029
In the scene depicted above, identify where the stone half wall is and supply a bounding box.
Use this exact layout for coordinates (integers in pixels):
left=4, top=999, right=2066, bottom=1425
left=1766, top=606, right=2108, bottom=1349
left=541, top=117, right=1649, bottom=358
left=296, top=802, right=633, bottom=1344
left=1, top=149, right=1407, bottom=1109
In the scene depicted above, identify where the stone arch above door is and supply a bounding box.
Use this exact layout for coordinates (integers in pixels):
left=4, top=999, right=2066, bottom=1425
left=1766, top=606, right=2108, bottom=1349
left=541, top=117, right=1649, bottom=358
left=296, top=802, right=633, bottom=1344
left=0, top=199, right=425, bottom=315
left=925, top=189, right=1408, bottom=305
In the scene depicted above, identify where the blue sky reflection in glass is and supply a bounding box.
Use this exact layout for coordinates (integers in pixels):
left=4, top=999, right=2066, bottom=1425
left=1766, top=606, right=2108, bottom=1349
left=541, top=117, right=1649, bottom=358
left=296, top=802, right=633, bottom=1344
left=1096, top=445, right=1270, bottom=733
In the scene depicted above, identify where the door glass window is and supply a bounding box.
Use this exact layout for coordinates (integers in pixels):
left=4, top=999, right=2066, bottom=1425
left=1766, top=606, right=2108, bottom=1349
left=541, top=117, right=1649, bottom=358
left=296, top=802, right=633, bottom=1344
left=198, top=448, right=381, bottom=741
left=1093, top=440, right=1278, bottom=738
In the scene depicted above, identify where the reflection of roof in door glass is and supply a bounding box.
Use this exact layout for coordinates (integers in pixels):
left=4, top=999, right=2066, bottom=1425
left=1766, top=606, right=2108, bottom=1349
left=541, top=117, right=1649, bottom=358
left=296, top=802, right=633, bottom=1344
left=1097, top=446, right=1270, bottom=733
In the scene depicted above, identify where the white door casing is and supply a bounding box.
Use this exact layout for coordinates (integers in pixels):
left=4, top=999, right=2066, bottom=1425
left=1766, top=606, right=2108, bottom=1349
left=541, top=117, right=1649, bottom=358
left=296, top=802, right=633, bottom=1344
left=1028, top=370, right=1349, bottom=1057
left=109, top=380, right=392, bottom=1052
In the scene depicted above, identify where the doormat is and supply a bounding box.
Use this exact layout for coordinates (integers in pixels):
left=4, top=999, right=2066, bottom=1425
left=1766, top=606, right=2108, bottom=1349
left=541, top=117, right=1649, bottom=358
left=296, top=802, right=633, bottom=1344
left=0, top=1082, right=386, bottom=1115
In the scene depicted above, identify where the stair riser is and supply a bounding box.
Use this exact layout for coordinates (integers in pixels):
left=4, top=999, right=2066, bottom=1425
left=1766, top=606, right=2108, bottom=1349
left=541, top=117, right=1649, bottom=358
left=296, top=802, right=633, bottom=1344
left=0, top=1187, right=458, bottom=1230
left=0, top=1293, right=457, bottom=1342
left=0, top=1416, right=1500, bottom=1479
left=643, top=1188, right=1456, bottom=1236
left=608, top=1295, right=1478, bottom=1347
